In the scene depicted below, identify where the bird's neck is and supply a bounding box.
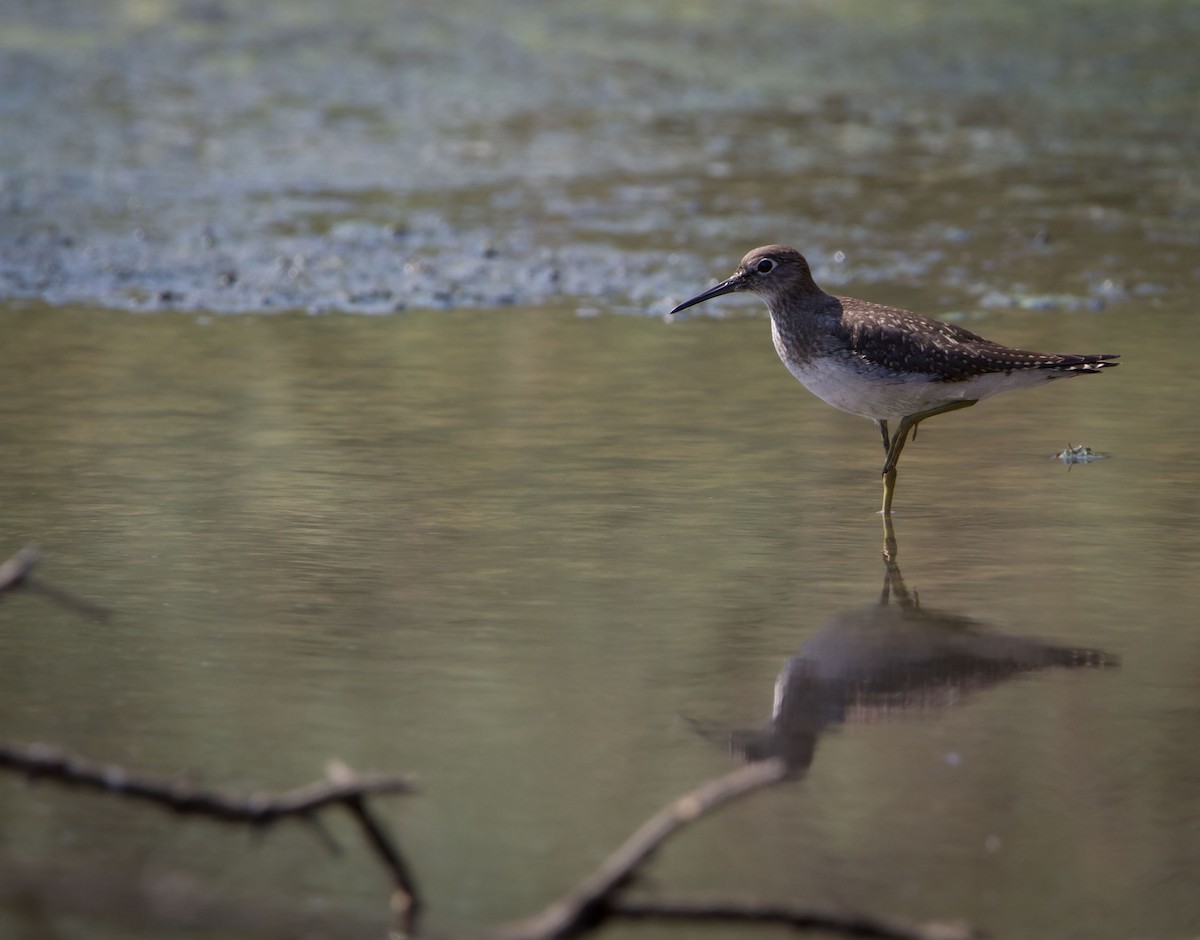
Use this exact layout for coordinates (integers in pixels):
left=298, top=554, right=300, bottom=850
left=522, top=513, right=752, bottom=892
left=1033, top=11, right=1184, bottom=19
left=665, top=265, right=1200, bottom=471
left=767, top=291, right=840, bottom=365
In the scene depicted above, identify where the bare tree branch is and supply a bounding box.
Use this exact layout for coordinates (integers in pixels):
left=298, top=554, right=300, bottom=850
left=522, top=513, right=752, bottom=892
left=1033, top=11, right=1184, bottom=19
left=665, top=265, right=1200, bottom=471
left=0, top=741, right=423, bottom=934
left=478, top=757, right=793, bottom=940
left=475, top=753, right=988, bottom=940
left=327, top=760, right=423, bottom=937
left=0, top=741, right=416, bottom=824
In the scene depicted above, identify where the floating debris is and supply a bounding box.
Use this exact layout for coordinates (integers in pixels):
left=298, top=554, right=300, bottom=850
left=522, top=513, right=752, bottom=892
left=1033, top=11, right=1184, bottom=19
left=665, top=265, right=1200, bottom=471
left=1053, top=443, right=1107, bottom=468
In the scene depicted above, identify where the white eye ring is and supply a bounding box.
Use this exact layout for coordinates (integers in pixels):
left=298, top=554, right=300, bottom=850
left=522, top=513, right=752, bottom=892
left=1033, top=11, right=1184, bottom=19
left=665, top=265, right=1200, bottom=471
left=755, top=258, right=777, bottom=274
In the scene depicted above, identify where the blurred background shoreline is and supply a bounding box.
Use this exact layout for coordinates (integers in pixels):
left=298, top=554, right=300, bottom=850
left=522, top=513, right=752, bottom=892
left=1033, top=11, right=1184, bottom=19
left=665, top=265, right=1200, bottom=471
left=2, top=0, right=1197, bottom=314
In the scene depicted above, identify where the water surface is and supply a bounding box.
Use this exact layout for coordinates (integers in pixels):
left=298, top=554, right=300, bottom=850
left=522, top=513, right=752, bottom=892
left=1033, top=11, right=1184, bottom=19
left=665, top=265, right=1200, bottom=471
left=1, top=300, right=1197, bottom=939
left=2, top=1, right=1199, bottom=938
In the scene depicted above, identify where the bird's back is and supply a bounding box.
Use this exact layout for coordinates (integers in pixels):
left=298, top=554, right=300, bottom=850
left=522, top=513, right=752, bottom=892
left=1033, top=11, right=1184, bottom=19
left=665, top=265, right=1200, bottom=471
left=833, top=296, right=1119, bottom=381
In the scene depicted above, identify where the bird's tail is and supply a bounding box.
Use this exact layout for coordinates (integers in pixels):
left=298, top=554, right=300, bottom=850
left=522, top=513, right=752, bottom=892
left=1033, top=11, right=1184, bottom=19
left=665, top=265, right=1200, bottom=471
left=1044, top=353, right=1120, bottom=373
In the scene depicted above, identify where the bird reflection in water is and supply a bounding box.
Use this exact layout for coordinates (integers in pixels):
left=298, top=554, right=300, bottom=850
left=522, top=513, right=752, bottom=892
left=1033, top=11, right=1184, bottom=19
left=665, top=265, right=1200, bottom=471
left=720, top=520, right=1118, bottom=774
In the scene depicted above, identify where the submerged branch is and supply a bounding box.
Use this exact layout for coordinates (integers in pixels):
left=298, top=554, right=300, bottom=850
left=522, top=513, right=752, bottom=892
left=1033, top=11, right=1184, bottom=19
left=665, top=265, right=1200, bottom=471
left=0, top=853, right=387, bottom=940
left=613, top=897, right=986, bottom=940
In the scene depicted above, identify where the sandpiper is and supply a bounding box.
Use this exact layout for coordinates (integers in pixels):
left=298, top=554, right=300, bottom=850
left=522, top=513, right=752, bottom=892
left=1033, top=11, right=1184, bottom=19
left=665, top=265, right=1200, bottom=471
left=671, top=246, right=1119, bottom=514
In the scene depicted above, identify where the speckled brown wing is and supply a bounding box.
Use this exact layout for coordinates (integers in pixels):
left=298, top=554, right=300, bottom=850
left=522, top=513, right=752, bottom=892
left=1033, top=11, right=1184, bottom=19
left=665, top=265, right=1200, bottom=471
left=836, top=297, right=1119, bottom=380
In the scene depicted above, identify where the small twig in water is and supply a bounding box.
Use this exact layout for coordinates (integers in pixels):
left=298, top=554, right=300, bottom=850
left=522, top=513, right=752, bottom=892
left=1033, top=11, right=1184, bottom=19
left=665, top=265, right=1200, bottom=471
left=0, top=544, right=110, bottom=620
left=0, top=545, right=39, bottom=592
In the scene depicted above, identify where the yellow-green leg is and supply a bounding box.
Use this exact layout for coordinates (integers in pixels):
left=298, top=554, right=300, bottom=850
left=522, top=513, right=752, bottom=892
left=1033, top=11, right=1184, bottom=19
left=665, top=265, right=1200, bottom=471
left=878, top=400, right=978, bottom=515
left=874, top=419, right=890, bottom=454
left=881, top=465, right=899, bottom=515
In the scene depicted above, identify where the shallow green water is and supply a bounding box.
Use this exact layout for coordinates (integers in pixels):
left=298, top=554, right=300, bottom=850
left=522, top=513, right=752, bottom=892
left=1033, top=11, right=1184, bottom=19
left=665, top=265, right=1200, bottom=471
left=1, top=297, right=1197, bottom=939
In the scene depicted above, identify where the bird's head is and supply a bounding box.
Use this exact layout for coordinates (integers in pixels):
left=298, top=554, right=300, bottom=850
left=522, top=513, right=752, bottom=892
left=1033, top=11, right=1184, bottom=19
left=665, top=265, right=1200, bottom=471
left=670, top=245, right=820, bottom=314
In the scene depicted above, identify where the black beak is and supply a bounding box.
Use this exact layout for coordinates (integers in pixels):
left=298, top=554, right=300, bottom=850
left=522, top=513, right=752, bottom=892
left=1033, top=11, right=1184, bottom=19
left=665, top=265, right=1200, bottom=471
left=669, top=273, right=746, bottom=315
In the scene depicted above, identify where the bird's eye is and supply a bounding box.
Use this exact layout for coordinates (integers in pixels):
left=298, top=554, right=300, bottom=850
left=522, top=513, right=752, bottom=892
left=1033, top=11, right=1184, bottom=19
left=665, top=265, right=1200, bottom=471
left=756, top=258, right=777, bottom=274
